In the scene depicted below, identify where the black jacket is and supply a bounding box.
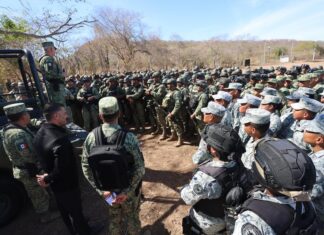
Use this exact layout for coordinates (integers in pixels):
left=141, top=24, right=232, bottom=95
left=34, top=123, right=79, bottom=192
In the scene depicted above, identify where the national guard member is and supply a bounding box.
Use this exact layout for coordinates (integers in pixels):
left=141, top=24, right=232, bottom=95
left=81, top=97, right=145, bottom=235
left=290, top=97, right=323, bottom=152
left=2, top=103, right=59, bottom=223
left=233, top=138, right=318, bottom=235
left=77, top=77, right=100, bottom=131
left=181, top=124, right=244, bottom=235
left=191, top=102, right=226, bottom=165
left=39, top=41, right=66, bottom=106
left=303, top=114, right=324, bottom=232
left=225, top=83, right=243, bottom=131
left=212, top=91, right=233, bottom=127
left=259, top=95, right=282, bottom=137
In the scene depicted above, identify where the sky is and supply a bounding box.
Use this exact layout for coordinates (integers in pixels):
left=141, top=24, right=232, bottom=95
left=1, top=0, right=324, bottom=45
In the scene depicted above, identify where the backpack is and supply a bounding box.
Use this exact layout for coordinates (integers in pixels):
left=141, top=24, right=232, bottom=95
left=88, top=127, right=134, bottom=193
left=240, top=198, right=318, bottom=234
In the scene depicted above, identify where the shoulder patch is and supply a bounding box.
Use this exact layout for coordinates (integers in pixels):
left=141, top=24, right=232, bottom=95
left=241, top=223, right=262, bottom=235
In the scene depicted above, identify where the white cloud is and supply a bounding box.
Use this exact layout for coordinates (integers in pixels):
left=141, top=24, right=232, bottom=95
left=231, top=0, right=324, bottom=40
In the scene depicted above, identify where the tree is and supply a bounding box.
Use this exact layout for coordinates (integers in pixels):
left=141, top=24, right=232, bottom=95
left=94, top=7, right=150, bottom=70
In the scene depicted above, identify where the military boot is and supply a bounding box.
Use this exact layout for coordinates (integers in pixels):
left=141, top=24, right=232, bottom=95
left=39, top=211, right=60, bottom=223
left=151, top=126, right=160, bottom=135
left=175, top=135, right=183, bottom=147
left=159, top=128, right=167, bottom=140
left=167, top=132, right=177, bottom=141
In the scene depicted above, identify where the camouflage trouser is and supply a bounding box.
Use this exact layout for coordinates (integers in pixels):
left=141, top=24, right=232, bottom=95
left=166, top=114, right=183, bottom=137
left=156, top=106, right=167, bottom=129
left=108, top=192, right=141, bottom=235
left=195, top=118, right=205, bottom=134
left=82, top=104, right=99, bottom=131
left=46, top=82, right=66, bottom=106
left=130, top=101, right=146, bottom=129
left=18, top=176, right=49, bottom=214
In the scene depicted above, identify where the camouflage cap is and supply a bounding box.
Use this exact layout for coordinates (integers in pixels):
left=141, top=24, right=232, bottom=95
left=201, top=101, right=226, bottom=117
left=291, top=97, right=323, bottom=112
left=260, top=87, right=277, bottom=96
left=286, top=91, right=304, bottom=100
left=3, top=103, right=33, bottom=116
left=297, top=87, right=316, bottom=96
left=279, top=87, right=290, bottom=96
left=212, top=91, right=232, bottom=102
left=241, top=108, right=270, bottom=125
left=99, top=97, right=119, bottom=115
left=237, top=94, right=262, bottom=107
left=253, top=83, right=264, bottom=90
left=261, top=95, right=281, bottom=104
left=225, top=82, right=243, bottom=90
left=147, top=78, right=153, bottom=84
left=304, top=114, right=324, bottom=135
left=285, top=75, right=294, bottom=82
left=166, top=78, right=177, bottom=84
left=276, top=75, right=286, bottom=82
left=195, top=80, right=207, bottom=88
left=297, top=75, right=310, bottom=82
left=267, top=78, right=278, bottom=84
left=313, top=70, right=324, bottom=75
left=41, top=41, right=57, bottom=49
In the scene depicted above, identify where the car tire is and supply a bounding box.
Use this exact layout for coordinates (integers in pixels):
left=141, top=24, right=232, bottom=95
left=0, top=178, right=27, bottom=226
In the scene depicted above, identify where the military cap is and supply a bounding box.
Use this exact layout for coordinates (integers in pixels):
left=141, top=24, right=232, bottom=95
left=176, top=77, right=185, bottom=83
left=241, top=108, right=270, bottom=125
left=261, top=95, right=281, bottom=104
left=3, top=103, right=33, bottom=116
left=152, top=71, right=161, bottom=78
left=253, top=83, right=264, bottom=90
left=250, top=73, right=261, bottom=80
left=201, top=101, right=226, bottom=117
left=42, top=41, right=57, bottom=49
left=212, top=91, right=232, bottom=102
left=297, top=87, right=316, bottom=96
left=225, top=82, right=242, bottom=90
left=220, top=71, right=228, bottom=77
left=107, top=76, right=117, bottom=82
left=313, top=70, right=324, bottom=75
left=166, top=78, right=177, bottom=84
left=82, top=76, right=91, bottom=83
left=260, top=87, right=277, bottom=96
left=304, top=114, right=324, bottom=136
left=195, top=80, right=207, bottom=88
left=196, top=72, right=205, bottom=80
left=285, top=75, right=294, bottom=81
left=237, top=94, right=262, bottom=107
left=267, top=78, right=278, bottom=84
left=276, top=75, right=286, bottom=82
left=118, top=78, right=124, bottom=83
left=99, top=97, right=119, bottom=115
left=297, top=75, right=310, bottom=82
left=279, top=88, right=290, bottom=96
left=147, top=78, right=153, bottom=84
left=291, top=97, right=323, bottom=113
left=162, top=78, right=168, bottom=84
left=286, top=91, right=304, bottom=100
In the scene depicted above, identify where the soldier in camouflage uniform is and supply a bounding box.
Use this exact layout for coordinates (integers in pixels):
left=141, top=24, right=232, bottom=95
left=181, top=124, right=243, bottom=235
left=225, top=83, right=243, bottom=131
left=2, top=103, right=59, bottom=223
left=39, top=41, right=66, bottom=106
left=77, top=77, right=100, bottom=131
left=177, top=76, right=191, bottom=136
left=81, top=97, right=145, bottom=235
left=259, top=95, right=282, bottom=137
left=190, top=80, right=209, bottom=134
left=161, top=78, right=183, bottom=147
left=212, top=91, right=233, bottom=127
left=146, top=72, right=167, bottom=136
left=303, top=114, right=324, bottom=230
left=126, top=75, right=146, bottom=133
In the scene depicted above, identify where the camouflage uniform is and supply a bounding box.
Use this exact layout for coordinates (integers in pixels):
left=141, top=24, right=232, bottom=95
left=288, top=120, right=311, bottom=153
left=192, top=91, right=208, bottom=133
left=39, top=42, right=66, bottom=106
left=233, top=191, right=297, bottom=235
left=181, top=160, right=237, bottom=235
left=81, top=122, right=145, bottom=235
left=77, top=86, right=100, bottom=131
left=149, top=81, right=167, bottom=133
left=127, top=84, right=146, bottom=132
left=161, top=86, right=183, bottom=142
left=2, top=104, right=49, bottom=214
left=268, top=112, right=282, bottom=137
left=310, top=150, right=324, bottom=223
left=221, top=109, right=232, bottom=127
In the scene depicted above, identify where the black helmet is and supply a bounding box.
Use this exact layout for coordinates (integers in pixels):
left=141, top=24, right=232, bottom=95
left=253, top=139, right=316, bottom=195
left=201, top=124, right=244, bottom=161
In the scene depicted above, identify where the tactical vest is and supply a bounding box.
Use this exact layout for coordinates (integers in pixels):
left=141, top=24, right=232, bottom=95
left=241, top=198, right=318, bottom=234
left=161, top=90, right=176, bottom=111
left=193, top=163, right=239, bottom=218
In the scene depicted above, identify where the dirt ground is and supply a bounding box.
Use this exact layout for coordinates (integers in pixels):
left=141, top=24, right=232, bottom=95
left=0, top=133, right=197, bottom=235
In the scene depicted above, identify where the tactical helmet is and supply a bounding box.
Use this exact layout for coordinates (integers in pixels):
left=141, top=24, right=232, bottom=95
left=253, top=139, right=316, bottom=195
left=166, top=78, right=177, bottom=85
left=201, top=124, right=244, bottom=161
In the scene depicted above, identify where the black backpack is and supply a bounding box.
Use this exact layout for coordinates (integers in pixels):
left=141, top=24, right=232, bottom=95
left=88, top=127, right=134, bottom=193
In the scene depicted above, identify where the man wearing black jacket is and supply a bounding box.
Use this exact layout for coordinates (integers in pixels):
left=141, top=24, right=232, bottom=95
left=34, top=103, right=101, bottom=235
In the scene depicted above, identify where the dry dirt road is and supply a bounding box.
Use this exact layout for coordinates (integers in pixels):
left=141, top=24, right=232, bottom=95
left=0, top=133, right=197, bottom=235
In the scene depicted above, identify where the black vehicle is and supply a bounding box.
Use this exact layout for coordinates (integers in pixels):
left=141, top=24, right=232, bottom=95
left=0, top=49, right=87, bottom=226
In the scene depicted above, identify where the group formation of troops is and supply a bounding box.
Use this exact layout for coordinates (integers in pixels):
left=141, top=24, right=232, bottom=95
left=1, top=40, right=324, bottom=235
